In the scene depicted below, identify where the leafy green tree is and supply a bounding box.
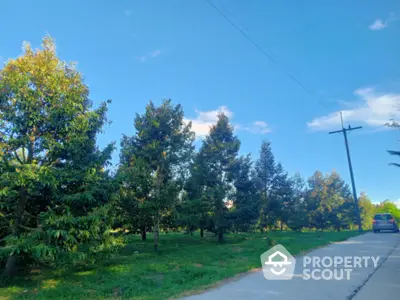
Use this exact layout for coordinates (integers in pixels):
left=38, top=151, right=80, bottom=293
left=254, top=141, right=277, bottom=232
left=231, top=154, right=260, bottom=232
left=375, top=200, right=400, bottom=222
left=270, top=163, right=295, bottom=230
left=325, top=171, right=355, bottom=231
left=179, top=153, right=211, bottom=237
left=286, top=173, right=308, bottom=231
left=117, top=157, right=154, bottom=240
left=306, top=171, right=354, bottom=231
left=358, top=192, right=375, bottom=230
left=0, top=37, right=117, bottom=278
left=119, top=100, right=194, bottom=250
left=198, top=114, right=240, bottom=242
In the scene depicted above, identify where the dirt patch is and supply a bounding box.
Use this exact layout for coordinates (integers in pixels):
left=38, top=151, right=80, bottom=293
left=193, top=263, right=203, bottom=268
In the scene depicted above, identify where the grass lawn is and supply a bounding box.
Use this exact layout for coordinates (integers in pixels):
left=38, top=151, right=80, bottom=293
left=0, top=230, right=361, bottom=300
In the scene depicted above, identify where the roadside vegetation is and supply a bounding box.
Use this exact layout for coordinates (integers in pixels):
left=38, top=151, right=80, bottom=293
left=0, top=37, right=398, bottom=299
left=1, top=231, right=360, bottom=299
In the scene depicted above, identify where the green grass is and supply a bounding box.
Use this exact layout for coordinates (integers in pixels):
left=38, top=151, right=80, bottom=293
left=0, top=230, right=361, bottom=300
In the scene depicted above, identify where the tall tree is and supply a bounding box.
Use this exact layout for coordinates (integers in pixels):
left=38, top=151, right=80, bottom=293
left=306, top=171, right=354, bottom=231
left=325, top=172, right=355, bottom=231
left=119, top=100, right=194, bottom=250
left=286, top=173, right=308, bottom=231
left=270, top=163, right=293, bottom=230
left=231, top=154, right=260, bottom=232
left=198, top=113, right=240, bottom=242
left=117, top=157, right=154, bottom=240
left=0, top=37, right=116, bottom=278
left=254, top=141, right=277, bottom=232
left=306, top=171, right=330, bottom=230
left=179, top=153, right=211, bottom=237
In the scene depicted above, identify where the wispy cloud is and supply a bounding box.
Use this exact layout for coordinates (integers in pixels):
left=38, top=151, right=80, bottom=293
left=369, top=14, right=396, bottom=31
left=124, top=9, right=132, bottom=17
left=135, top=55, right=147, bottom=62
left=242, top=121, right=271, bottom=134
left=150, top=50, right=162, bottom=58
left=135, top=50, right=162, bottom=62
left=184, top=106, right=270, bottom=139
left=307, top=88, right=400, bottom=131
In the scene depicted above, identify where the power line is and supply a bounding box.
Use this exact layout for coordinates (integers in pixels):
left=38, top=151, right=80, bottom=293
left=205, top=0, right=331, bottom=110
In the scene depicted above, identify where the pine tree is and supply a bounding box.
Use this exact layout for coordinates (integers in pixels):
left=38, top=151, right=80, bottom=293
left=179, top=153, right=211, bottom=237
left=198, top=114, right=240, bottom=242
left=231, top=154, right=260, bottom=232
left=286, top=173, right=308, bottom=231
left=254, top=141, right=277, bottom=232
left=269, top=163, right=292, bottom=230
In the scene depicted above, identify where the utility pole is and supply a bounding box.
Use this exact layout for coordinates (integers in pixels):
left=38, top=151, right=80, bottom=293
left=329, top=112, right=363, bottom=232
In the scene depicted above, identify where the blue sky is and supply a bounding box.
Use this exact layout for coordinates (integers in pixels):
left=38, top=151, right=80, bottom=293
left=1, top=0, right=400, bottom=203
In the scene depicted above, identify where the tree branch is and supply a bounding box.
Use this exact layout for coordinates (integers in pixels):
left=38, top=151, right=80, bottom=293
left=19, top=224, right=41, bottom=232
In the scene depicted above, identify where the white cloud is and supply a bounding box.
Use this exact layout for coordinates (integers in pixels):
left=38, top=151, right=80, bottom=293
left=124, top=9, right=132, bottom=17
left=185, top=106, right=270, bottom=139
left=307, top=88, right=400, bottom=131
left=184, top=106, right=233, bottom=138
left=135, top=50, right=162, bottom=62
left=150, top=50, right=162, bottom=57
left=369, top=14, right=396, bottom=31
left=243, top=121, right=271, bottom=134
left=369, top=19, right=387, bottom=31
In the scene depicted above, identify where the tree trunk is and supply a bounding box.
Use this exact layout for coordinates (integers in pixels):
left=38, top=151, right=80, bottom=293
left=1, top=187, right=27, bottom=279
left=154, top=166, right=163, bottom=251
left=141, top=227, right=147, bottom=241
left=280, top=222, right=283, bottom=231
left=154, top=210, right=160, bottom=251
left=1, top=256, right=17, bottom=281
left=200, top=228, right=204, bottom=238
left=218, top=228, right=223, bottom=243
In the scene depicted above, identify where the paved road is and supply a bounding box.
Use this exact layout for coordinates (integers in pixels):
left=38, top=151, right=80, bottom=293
left=182, top=232, right=400, bottom=300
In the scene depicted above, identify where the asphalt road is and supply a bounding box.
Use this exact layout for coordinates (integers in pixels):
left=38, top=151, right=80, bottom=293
left=182, top=232, right=400, bottom=300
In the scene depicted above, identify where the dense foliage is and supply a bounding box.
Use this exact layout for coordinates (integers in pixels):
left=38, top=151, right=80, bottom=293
left=0, top=37, right=398, bottom=280
left=0, top=37, right=120, bottom=279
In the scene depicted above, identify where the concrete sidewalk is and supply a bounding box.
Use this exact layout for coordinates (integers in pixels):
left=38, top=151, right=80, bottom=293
left=182, top=232, right=400, bottom=300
